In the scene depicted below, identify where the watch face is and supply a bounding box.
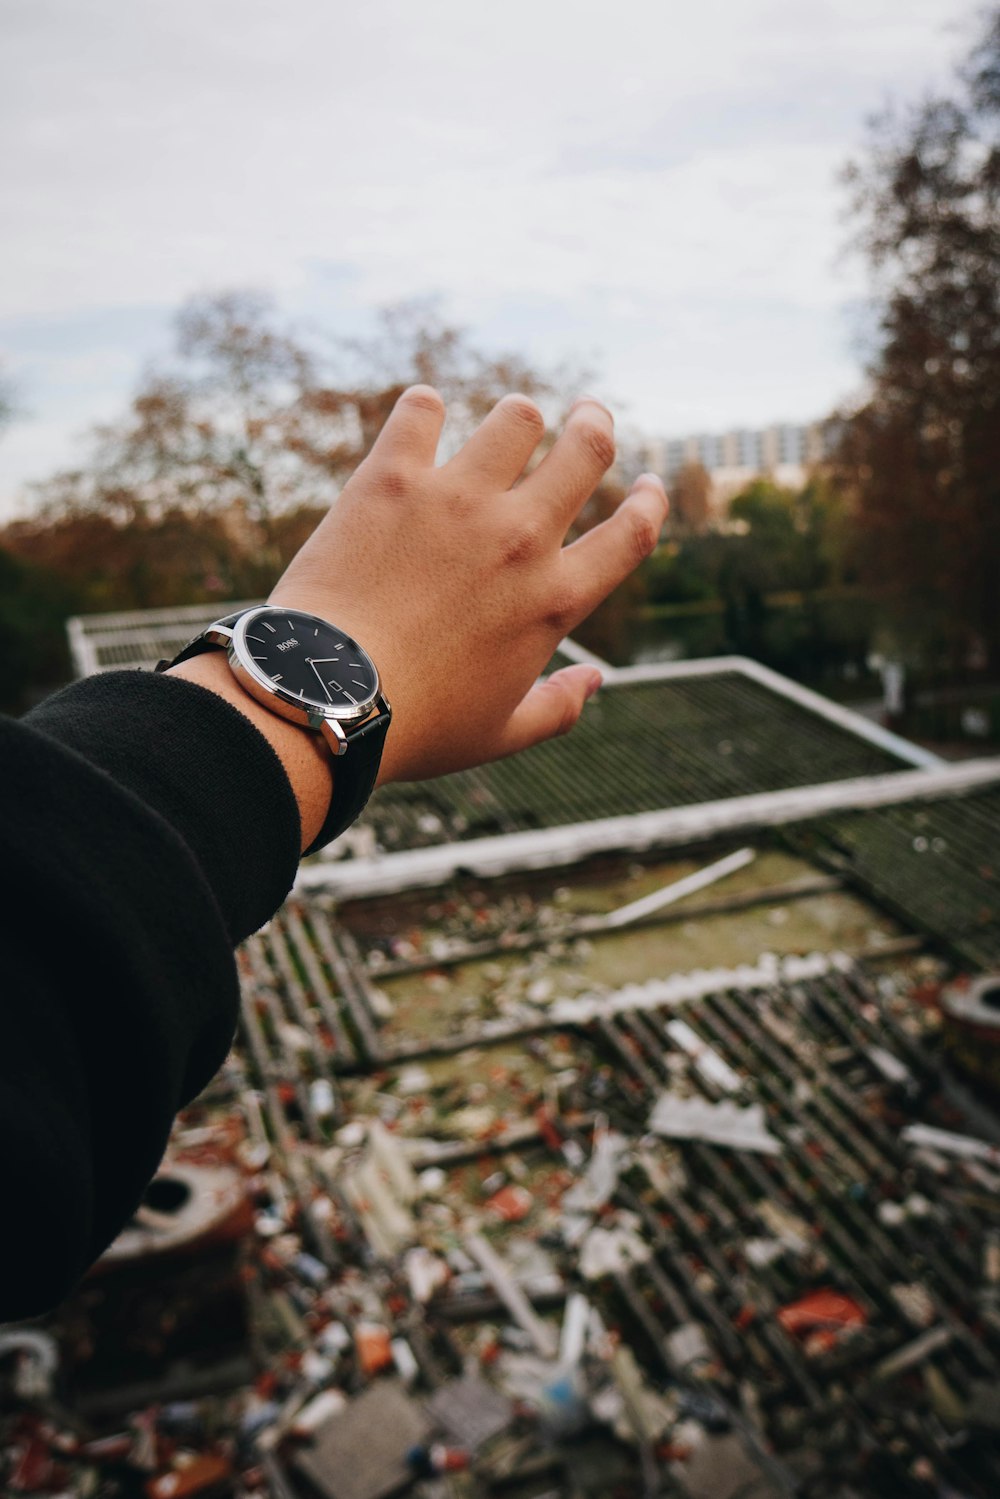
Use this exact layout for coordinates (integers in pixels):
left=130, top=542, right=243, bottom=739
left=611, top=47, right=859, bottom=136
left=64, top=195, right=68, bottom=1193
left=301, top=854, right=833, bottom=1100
left=236, top=607, right=379, bottom=717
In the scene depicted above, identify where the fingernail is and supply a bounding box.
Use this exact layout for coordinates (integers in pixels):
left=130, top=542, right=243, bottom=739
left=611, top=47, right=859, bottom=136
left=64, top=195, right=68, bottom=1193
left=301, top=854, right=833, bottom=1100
left=631, top=471, right=665, bottom=493
left=572, top=394, right=614, bottom=421
left=585, top=670, right=603, bottom=699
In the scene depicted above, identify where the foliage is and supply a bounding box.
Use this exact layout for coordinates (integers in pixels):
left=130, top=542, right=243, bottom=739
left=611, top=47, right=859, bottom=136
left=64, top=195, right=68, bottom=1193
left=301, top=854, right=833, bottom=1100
left=667, top=462, right=712, bottom=535
left=640, top=476, right=869, bottom=685
left=569, top=479, right=647, bottom=664
left=838, top=8, right=1000, bottom=669
left=646, top=478, right=852, bottom=607
left=2, top=295, right=619, bottom=706
left=0, top=549, right=78, bottom=714
left=29, top=293, right=575, bottom=535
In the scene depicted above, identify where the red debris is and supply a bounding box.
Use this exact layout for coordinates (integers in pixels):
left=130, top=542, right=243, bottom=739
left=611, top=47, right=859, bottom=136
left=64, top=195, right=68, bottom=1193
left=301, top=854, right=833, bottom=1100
left=9, top=1431, right=57, bottom=1492
left=145, top=1452, right=232, bottom=1498
left=776, top=1290, right=867, bottom=1335
left=486, top=1184, right=534, bottom=1222
left=355, top=1321, right=393, bottom=1376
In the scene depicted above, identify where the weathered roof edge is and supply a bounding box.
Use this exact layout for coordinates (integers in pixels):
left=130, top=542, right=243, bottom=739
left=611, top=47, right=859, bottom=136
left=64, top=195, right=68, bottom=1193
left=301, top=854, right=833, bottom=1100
left=297, top=756, right=1000, bottom=900
left=602, top=655, right=941, bottom=771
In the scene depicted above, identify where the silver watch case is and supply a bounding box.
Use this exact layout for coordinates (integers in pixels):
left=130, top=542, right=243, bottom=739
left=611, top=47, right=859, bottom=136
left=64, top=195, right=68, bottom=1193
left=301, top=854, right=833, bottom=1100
left=208, top=605, right=384, bottom=758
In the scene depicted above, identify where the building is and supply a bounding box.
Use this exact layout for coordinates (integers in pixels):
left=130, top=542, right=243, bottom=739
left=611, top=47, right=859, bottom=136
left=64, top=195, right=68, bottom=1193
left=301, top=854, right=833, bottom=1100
left=649, top=420, right=837, bottom=516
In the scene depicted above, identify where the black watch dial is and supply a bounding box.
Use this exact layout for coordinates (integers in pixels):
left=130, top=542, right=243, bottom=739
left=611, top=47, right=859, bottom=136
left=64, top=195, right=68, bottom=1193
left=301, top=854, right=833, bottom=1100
left=238, top=608, right=378, bottom=714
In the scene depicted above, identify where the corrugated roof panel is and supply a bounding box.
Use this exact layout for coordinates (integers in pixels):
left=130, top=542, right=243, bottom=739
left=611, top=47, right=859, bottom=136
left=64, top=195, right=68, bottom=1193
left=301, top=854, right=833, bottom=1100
left=364, top=671, right=906, bottom=850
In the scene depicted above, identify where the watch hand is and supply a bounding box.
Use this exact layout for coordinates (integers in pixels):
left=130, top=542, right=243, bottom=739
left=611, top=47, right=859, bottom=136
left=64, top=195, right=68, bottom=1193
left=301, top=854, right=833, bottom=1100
left=308, top=659, right=333, bottom=704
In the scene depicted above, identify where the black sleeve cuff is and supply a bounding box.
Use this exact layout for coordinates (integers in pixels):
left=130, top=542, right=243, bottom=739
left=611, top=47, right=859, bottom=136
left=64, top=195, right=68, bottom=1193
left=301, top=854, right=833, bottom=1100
left=25, top=668, right=302, bottom=944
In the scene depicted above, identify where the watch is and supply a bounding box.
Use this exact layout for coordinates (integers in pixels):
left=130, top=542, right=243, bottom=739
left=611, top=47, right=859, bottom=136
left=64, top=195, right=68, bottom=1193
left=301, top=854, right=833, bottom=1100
left=156, top=605, right=391, bottom=855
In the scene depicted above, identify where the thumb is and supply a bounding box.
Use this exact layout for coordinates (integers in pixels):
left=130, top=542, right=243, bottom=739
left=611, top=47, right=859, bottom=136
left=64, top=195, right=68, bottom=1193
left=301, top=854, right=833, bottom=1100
left=495, top=664, right=603, bottom=759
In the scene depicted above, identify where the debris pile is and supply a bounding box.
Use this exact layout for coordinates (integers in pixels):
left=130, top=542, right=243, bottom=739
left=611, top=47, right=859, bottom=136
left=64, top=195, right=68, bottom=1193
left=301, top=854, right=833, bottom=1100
left=6, top=850, right=1000, bottom=1497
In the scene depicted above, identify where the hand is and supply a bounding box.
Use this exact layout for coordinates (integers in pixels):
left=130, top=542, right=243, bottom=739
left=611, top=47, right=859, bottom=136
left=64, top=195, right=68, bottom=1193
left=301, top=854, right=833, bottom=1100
left=269, top=386, right=668, bottom=785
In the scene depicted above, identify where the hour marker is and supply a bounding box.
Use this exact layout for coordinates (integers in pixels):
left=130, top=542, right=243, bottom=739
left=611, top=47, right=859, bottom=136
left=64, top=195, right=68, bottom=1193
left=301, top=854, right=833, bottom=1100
left=343, top=690, right=357, bottom=705
left=251, top=654, right=266, bottom=662
left=298, top=688, right=304, bottom=697
left=248, top=634, right=265, bottom=644
left=352, top=679, right=367, bottom=689
left=314, top=628, right=319, bottom=637
left=272, top=673, right=283, bottom=682
left=335, top=642, right=344, bottom=650
left=263, top=622, right=276, bottom=633
left=287, top=620, right=295, bottom=631
left=348, top=662, right=362, bottom=668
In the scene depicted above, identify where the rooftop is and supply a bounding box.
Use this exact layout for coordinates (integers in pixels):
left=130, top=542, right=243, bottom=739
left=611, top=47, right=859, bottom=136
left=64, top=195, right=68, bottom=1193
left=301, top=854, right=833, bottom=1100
left=357, top=658, right=933, bottom=857
left=23, top=601, right=1000, bottom=1498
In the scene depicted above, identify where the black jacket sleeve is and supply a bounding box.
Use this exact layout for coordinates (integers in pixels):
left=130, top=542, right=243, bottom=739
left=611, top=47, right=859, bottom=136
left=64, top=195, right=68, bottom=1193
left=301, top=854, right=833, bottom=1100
left=1, top=669, right=301, bottom=1321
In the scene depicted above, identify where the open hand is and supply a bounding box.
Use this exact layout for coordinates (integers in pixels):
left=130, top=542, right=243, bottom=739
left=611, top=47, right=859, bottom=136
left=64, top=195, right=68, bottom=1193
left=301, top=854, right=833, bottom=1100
left=269, top=386, right=668, bottom=785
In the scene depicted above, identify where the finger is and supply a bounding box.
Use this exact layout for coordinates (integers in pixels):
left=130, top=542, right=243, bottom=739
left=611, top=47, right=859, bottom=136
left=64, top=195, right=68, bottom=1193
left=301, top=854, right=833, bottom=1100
left=562, top=474, right=668, bottom=616
left=367, top=384, right=446, bottom=469
left=518, top=396, right=616, bottom=532
left=494, top=664, right=602, bottom=759
left=445, top=392, right=546, bottom=490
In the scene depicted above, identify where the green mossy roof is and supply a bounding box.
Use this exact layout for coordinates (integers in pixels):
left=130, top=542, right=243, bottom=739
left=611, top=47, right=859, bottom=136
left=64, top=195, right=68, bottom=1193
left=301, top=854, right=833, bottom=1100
left=365, top=671, right=906, bottom=850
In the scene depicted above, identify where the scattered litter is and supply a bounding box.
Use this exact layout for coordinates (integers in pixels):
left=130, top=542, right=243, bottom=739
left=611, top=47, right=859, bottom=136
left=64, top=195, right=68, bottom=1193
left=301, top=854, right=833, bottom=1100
left=424, top=1377, right=513, bottom=1451
left=579, top=1220, right=651, bottom=1280
left=665, top=1018, right=742, bottom=1094
left=486, top=1184, right=533, bottom=1222
left=867, top=1045, right=915, bottom=1089
left=902, top=1122, right=1000, bottom=1166
left=290, top=1381, right=432, bottom=1499
left=649, top=1094, right=782, bottom=1154
left=404, top=1246, right=450, bottom=1303
left=776, top=1290, right=867, bottom=1335
left=890, top=1283, right=936, bottom=1329
left=603, top=848, right=755, bottom=929
left=465, top=1234, right=558, bottom=1359
left=872, top=1326, right=953, bottom=1382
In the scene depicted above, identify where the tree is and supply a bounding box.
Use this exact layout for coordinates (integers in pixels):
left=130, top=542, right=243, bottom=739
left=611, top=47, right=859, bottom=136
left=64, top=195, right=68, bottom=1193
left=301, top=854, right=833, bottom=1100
left=31, top=293, right=574, bottom=532
left=668, top=462, right=712, bottom=535
left=4, top=295, right=631, bottom=702
left=7, top=293, right=581, bottom=612
left=839, top=9, right=1000, bottom=669
left=0, top=548, right=77, bottom=714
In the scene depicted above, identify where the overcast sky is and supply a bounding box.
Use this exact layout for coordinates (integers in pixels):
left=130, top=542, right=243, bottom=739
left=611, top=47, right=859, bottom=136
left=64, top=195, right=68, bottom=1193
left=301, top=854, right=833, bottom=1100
left=0, top=0, right=970, bottom=514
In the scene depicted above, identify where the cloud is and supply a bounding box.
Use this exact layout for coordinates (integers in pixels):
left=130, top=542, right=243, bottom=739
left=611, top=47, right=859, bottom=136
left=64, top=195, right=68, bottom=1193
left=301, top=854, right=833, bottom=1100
left=0, top=0, right=966, bottom=506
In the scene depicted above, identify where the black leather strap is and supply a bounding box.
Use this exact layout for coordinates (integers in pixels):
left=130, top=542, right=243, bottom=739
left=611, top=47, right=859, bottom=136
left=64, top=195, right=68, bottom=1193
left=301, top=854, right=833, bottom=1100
left=155, top=612, right=246, bottom=672
left=156, top=612, right=389, bottom=856
left=306, top=701, right=390, bottom=855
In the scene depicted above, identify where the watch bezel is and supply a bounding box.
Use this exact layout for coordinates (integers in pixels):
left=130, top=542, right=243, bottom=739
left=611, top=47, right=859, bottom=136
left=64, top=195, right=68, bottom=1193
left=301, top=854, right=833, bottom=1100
left=228, top=605, right=381, bottom=730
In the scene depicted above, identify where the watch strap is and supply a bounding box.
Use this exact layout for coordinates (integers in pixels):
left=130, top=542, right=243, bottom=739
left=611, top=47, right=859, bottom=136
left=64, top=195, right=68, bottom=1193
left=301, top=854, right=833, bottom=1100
left=156, top=612, right=246, bottom=672
left=156, top=610, right=389, bottom=856
left=306, top=700, right=390, bottom=856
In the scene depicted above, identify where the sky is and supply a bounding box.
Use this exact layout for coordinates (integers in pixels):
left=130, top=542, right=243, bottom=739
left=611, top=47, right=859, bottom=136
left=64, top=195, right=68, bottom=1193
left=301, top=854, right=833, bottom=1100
left=0, top=0, right=971, bottom=516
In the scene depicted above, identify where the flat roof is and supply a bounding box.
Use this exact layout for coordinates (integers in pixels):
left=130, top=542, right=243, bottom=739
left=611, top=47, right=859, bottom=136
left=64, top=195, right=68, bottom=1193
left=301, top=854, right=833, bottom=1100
left=352, top=658, right=935, bottom=862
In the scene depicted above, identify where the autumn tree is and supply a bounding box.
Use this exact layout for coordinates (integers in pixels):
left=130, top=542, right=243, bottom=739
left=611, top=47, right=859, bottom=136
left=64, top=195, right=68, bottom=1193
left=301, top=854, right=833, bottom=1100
left=668, top=461, right=712, bottom=536
left=839, top=9, right=1000, bottom=669
left=7, top=294, right=581, bottom=612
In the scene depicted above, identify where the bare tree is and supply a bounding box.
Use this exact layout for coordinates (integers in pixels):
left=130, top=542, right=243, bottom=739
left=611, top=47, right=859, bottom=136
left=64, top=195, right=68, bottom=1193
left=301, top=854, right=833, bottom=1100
left=838, top=9, right=1000, bottom=668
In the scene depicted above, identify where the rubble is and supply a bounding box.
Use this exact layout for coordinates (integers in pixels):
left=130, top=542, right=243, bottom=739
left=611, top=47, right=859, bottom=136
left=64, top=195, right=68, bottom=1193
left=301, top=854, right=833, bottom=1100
left=648, top=1094, right=783, bottom=1154
left=290, top=1381, right=432, bottom=1499
left=9, top=830, right=1000, bottom=1498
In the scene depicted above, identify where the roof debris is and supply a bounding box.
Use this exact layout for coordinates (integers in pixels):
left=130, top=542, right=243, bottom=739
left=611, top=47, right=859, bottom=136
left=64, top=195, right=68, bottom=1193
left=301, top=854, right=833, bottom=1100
left=10, top=759, right=1000, bottom=1496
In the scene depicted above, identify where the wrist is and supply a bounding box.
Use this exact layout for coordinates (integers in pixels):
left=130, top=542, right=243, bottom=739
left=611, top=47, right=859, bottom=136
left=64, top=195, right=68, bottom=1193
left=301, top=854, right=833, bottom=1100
left=167, top=652, right=334, bottom=854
